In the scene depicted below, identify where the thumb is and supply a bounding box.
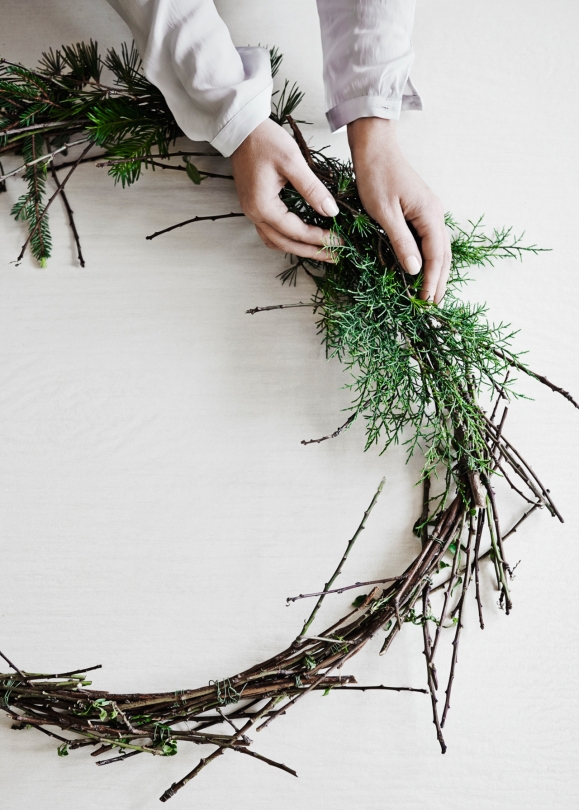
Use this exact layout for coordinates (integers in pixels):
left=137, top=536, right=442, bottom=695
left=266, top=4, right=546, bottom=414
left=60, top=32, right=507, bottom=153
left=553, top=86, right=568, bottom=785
left=285, top=157, right=340, bottom=219
left=380, top=209, right=422, bottom=276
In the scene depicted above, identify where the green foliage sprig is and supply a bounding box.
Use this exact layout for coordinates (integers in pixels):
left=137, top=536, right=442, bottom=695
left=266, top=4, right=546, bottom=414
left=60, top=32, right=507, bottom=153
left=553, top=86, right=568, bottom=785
left=1, top=40, right=181, bottom=262
left=274, top=141, right=560, bottom=494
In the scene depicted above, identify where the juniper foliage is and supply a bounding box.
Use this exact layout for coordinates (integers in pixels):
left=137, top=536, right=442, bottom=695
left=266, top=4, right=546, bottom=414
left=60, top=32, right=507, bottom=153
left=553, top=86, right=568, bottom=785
left=277, top=150, right=544, bottom=480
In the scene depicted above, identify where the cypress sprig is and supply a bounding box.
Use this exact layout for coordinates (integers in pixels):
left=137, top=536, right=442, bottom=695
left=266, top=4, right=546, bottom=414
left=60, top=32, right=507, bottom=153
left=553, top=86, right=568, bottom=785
left=275, top=143, right=550, bottom=481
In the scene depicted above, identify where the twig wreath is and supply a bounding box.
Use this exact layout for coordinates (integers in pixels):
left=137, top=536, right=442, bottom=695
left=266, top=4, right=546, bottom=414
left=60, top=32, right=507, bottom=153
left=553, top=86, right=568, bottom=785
left=1, top=42, right=577, bottom=801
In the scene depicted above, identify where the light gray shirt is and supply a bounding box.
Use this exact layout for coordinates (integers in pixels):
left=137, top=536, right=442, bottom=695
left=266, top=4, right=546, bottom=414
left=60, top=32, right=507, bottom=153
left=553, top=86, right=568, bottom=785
left=107, top=0, right=422, bottom=156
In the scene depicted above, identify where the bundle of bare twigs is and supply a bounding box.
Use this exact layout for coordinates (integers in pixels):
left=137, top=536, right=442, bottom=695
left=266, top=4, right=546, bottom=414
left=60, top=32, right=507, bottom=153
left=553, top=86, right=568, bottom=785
left=0, top=454, right=557, bottom=801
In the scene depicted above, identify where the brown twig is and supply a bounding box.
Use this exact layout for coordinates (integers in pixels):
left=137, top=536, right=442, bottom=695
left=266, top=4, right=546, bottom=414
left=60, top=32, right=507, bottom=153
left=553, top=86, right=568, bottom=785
left=94, top=150, right=222, bottom=167
left=298, top=478, right=385, bottom=637
left=16, top=142, right=93, bottom=263
left=246, top=302, right=315, bottom=315
left=286, top=574, right=405, bottom=603
left=431, top=515, right=464, bottom=658
left=301, top=411, right=358, bottom=445
left=231, top=745, right=298, bottom=778
left=0, top=137, right=91, bottom=182
left=421, top=586, right=446, bottom=753
left=442, top=514, right=476, bottom=725
left=145, top=212, right=245, bottom=240
left=286, top=116, right=314, bottom=168
left=49, top=155, right=85, bottom=267
left=0, top=649, right=31, bottom=683
left=492, top=349, right=579, bottom=410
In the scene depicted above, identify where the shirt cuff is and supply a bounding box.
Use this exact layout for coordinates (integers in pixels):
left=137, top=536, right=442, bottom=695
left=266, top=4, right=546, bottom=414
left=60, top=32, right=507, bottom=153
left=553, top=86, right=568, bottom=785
left=326, top=88, right=423, bottom=133
left=210, top=81, right=273, bottom=157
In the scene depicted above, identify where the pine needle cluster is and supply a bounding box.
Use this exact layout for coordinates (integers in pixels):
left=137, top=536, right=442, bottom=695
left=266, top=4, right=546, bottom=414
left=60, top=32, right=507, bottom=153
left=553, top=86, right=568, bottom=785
left=1, top=41, right=181, bottom=261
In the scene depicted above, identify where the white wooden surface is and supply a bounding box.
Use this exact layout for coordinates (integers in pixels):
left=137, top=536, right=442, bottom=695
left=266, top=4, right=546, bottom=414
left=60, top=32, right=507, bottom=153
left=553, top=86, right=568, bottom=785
left=1, top=2, right=578, bottom=808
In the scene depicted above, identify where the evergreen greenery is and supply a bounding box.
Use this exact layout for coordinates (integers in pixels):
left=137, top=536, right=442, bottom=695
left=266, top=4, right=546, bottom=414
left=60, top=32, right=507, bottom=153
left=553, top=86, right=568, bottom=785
left=1, top=40, right=180, bottom=262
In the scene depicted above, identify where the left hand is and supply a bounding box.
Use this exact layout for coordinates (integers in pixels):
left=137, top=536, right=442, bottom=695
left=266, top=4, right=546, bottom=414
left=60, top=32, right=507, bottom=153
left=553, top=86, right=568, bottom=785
left=347, top=117, right=451, bottom=303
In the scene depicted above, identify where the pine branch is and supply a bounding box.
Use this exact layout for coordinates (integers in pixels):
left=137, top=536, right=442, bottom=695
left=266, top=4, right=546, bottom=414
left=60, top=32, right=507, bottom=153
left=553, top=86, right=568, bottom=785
left=16, top=142, right=92, bottom=263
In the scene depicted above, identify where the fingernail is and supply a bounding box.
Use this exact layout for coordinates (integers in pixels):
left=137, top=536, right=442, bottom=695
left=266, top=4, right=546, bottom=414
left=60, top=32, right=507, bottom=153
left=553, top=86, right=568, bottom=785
left=404, top=255, right=421, bottom=275
left=321, top=197, right=340, bottom=218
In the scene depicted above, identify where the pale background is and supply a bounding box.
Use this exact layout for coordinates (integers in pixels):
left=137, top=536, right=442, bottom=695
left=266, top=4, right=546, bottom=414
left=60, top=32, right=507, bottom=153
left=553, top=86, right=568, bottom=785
left=1, top=1, right=578, bottom=808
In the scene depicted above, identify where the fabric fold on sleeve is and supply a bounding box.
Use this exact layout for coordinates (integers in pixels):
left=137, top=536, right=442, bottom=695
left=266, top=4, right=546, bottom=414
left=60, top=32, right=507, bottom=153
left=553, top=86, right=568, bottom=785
left=106, top=0, right=272, bottom=156
left=316, top=0, right=422, bottom=132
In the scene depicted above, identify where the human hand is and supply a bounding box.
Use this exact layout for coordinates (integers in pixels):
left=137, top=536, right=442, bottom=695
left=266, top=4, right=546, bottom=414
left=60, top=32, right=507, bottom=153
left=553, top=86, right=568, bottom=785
left=230, top=118, right=339, bottom=262
left=347, top=117, right=451, bottom=303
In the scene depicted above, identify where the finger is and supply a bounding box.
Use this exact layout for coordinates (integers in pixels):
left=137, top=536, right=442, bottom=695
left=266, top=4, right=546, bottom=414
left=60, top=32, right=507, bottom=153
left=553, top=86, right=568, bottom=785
left=259, top=219, right=340, bottom=254
left=376, top=208, right=423, bottom=276
left=255, top=225, right=337, bottom=262
left=434, top=230, right=453, bottom=304
left=255, top=225, right=278, bottom=250
left=418, top=234, right=444, bottom=301
left=258, top=195, right=337, bottom=247
left=284, top=156, right=340, bottom=219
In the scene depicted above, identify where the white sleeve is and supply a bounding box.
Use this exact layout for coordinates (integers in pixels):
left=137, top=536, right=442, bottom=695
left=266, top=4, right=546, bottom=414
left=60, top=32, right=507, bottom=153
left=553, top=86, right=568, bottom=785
left=316, top=0, right=423, bottom=133
left=106, top=0, right=273, bottom=156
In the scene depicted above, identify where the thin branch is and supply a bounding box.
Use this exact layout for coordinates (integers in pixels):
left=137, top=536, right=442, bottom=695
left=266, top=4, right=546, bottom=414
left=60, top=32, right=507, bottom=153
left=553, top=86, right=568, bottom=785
left=0, top=119, right=88, bottom=138
left=431, top=515, right=464, bottom=658
left=441, top=514, right=476, bottom=726
left=49, top=154, right=85, bottom=267
left=325, top=684, right=427, bottom=693
left=97, top=750, right=141, bottom=766
left=21, top=664, right=101, bottom=679
left=421, top=586, right=446, bottom=754
left=490, top=370, right=511, bottom=423
left=301, top=411, right=358, bottom=446
left=492, top=348, right=579, bottom=410
left=231, top=745, right=297, bottom=778
left=287, top=574, right=405, bottom=603
left=52, top=153, right=109, bottom=170
left=159, top=697, right=279, bottom=802
left=0, top=137, right=91, bottom=182
left=246, top=302, right=315, bottom=315
left=298, top=477, right=385, bottom=637
left=94, top=151, right=222, bottom=167
left=0, top=649, right=31, bottom=683
left=145, top=212, right=245, bottom=240
left=96, top=159, right=233, bottom=179
left=159, top=746, right=225, bottom=801
left=17, top=142, right=92, bottom=263
left=286, top=116, right=314, bottom=168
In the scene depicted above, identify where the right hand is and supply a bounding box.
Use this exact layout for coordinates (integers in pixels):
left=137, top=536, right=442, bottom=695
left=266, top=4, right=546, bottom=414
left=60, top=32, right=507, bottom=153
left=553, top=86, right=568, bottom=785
left=230, top=118, right=340, bottom=262
left=347, top=117, right=451, bottom=303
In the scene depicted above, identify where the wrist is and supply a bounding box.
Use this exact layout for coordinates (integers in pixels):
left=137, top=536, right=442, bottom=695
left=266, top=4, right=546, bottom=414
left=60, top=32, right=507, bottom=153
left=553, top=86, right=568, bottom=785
left=347, top=117, right=399, bottom=153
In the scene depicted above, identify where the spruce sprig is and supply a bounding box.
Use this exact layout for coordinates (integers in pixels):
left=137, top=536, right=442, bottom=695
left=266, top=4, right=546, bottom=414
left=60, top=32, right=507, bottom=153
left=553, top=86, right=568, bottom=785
left=1, top=40, right=181, bottom=260
left=10, top=133, right=51, bottom=265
